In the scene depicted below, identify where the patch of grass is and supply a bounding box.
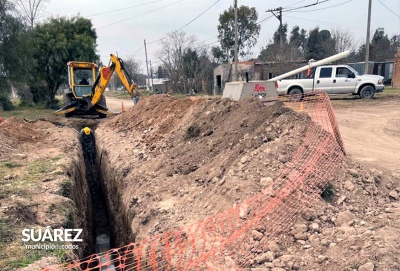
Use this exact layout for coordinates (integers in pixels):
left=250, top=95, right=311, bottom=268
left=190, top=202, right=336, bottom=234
left=50, top=156, right=62, bottom=162
left=0, top=161, right=23, bottom=168
left=27, top=159, right=54, bottom=175
left=382, top=87, right=400, bottom=95
left=0, top=106, right=56, bottom=120
left=59, top=178, right=74, bottom=197
left=0, top=218, right=14, bottom=244
left=3, top=241, right=69, bottom=270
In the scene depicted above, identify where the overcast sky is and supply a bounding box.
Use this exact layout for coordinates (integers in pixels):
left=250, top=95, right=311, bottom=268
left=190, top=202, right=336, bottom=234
left=45, top=0, right=400, bottom=71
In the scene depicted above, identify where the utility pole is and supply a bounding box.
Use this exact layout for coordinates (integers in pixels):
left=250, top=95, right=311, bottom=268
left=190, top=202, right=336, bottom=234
left=364, top=0, right=372, bottom=74
left=234, top=0, right=238, bottom=81
left=268, top=7, right=283, bottom=47
left=144, top=39, right=150, bottom=90
left=149, top=60, right=154, bottom=91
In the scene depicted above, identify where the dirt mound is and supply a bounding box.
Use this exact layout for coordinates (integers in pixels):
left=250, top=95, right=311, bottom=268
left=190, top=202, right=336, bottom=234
left=97, top=96, right=312, bottom=245
left=95, top=95, right=400, bottom=270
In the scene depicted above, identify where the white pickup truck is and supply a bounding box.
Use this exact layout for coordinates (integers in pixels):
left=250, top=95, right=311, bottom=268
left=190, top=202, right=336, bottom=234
left=275, top=65, right=385, bottom=99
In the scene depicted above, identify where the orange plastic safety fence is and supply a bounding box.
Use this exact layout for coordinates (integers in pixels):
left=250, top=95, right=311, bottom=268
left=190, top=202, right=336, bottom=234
left=40, top=92, right=345, bottom=271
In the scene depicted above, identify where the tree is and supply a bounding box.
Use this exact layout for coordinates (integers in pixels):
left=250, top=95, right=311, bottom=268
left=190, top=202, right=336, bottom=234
left=371, top=28, right=391, bottom=61
left=217, top=5, right=260, bottom=60
left=258, top=25, right=304, bottom=75
left=0, top=0, right=31, bottom=110
left=211, top=46, right=228, bottom=64
left=273, top=23, right=288, bottom=45
left=109, top=57, right=141, bottom=90
left=14, top=0, right=49, bottom=28
left=156, top=31, right=196, bottom=93
left=306, top=27, right=336, bottom=60
left=331, top=27, right=356, bottom=54
left=30, top=16, right=98, bottom=104
left=289, top=25, right=307, bottom=51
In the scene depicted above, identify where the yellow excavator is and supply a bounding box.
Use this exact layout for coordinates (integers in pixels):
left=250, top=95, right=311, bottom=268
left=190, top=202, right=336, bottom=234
left=54, top=54, right=139, bottom=118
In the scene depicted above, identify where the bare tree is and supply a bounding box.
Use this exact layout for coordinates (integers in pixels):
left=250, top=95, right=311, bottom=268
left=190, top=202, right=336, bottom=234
left=109, top=57, right=141, bottom=91
left=331, top=27, right=357, bottom=53
left=14, top=0, right=49, bottom=28
left=156, top=31, right=197, bottom=94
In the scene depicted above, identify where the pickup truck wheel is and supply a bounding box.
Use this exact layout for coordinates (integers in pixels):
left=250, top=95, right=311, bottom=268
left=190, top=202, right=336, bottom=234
left=288, top=88, right=303, bottom=102
left=359, top=85, right=375, bottom=99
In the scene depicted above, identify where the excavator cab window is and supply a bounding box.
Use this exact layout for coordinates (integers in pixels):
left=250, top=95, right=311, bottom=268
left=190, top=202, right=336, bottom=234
left=73, top=68, right=94, bottom=97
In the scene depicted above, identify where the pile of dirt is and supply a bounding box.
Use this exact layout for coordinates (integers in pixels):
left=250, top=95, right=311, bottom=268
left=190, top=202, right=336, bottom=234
left=95, top=95, right=400, bottom=270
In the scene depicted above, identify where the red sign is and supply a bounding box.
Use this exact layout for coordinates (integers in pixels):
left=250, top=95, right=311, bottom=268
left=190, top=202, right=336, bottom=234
left=254, top=84, right=266, bottom=93
left=101, top=67, right=112, bottom=80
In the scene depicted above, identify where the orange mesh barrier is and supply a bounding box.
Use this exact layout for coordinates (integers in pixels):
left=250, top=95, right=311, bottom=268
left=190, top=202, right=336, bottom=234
left=40, top=92, right=345, bottom=271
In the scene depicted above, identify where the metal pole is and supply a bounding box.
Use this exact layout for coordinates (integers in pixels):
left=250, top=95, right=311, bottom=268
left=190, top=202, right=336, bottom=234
left=149, top=60, right=154, bottom=91
left=144, top=39, right=150, bottom=90
left=279, top=7, right=283, bottom=47
left=364, top=0, right=372, bottom=74
left=234, top=0, right=238, bottom=81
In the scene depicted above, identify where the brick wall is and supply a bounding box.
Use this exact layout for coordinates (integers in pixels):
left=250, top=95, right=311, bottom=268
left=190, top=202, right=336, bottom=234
left=393, top=47, right=400, bottom=88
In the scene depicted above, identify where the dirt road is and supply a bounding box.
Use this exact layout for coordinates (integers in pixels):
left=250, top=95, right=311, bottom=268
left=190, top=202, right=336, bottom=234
left=105, top=96, right=135, bottom=113
left=332, top=95, right=400, bottom=175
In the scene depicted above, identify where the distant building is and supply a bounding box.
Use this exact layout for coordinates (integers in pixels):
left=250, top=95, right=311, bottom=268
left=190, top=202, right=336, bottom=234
left=146, top=78, right=170, bottom=93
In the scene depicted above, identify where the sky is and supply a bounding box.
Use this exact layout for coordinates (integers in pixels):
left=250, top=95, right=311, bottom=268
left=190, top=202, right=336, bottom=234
left=44, top=0, right=400, bottom=72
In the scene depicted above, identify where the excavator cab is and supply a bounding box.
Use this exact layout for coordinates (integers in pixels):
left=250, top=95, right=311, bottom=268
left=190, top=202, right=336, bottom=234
left=69, top=62, right=95, bottom=95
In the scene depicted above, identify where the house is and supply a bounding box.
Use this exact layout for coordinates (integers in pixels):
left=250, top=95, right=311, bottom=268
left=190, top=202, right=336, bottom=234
left=146, top=78, right=170, bottom=93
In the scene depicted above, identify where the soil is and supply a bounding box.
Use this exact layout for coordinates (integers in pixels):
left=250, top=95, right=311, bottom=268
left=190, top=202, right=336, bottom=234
left=1, top=93, right=399, bottom=271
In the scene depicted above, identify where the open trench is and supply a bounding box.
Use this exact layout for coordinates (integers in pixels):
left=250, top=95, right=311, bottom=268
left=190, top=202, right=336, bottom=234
left=66, top=122, right=133, bottom=269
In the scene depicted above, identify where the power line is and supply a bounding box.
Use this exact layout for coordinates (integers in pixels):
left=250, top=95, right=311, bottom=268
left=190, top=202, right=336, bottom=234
left=147, top=0, right=220, bottom=44
left=133, top=46, right=145, bottom=56
left=284, top=0, right=308, bottom=9
left=97, top=0, right=186, bottom=29
left=283, top=0, right=330, bottom=12
left=285, top=15, right=365, bottom=30
left=378, top=0, right=400, bottom=19
left=86, top=0, right=168, bottom=17
left=257, top=15, right=273, bottom=24
left=286, top=0, right=353, bottom=13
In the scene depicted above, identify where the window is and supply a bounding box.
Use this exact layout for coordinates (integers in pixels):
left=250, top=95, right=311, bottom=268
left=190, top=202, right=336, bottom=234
left=319, top=67, right=332, bottom=78
left=336, top=67, right=351, bottom=78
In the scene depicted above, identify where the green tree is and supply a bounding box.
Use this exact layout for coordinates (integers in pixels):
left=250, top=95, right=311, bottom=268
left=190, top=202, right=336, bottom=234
left=273, top=23, right=288, bottom=45
left=0, top=0, right=31, bottom=110
left=258, top=25, right=304, bottom=76
left=217, top=5, right=260, bottom=60
left=289, top=25, right=307, bottom=50
left=306, top=27, right=336, bottom=60
left=30, top=16, right=98, bottom=104
left=211, top=46, right=228, bottom=64
left=371, top=28, right=391, bottom=61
